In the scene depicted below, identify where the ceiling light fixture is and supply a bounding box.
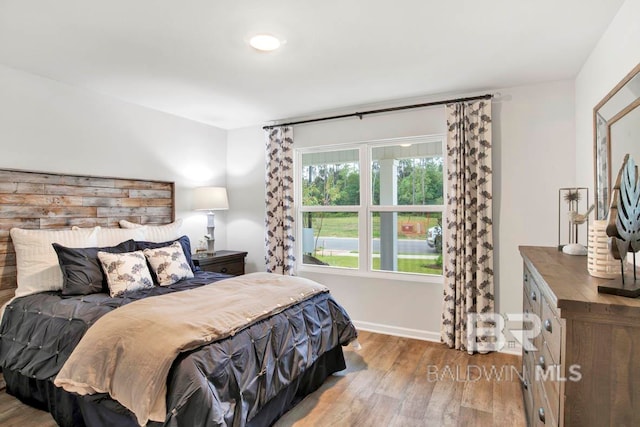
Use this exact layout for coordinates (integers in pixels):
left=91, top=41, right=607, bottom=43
left=249, top=34, right=281, bottom=52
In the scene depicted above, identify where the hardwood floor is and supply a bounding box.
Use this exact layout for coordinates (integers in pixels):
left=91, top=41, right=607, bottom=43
left=0, top=331, right=525, bottom=426
left=275, top=331, right=525, bottom=427
left=0, top=386, right=57, bottom=427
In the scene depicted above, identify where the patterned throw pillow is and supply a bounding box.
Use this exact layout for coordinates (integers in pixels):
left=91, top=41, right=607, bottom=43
left=97, top=250, right=154, bottom=297
left=135, top=236, right=197, bottom=272
left=143, top=241, right=194, bottom=286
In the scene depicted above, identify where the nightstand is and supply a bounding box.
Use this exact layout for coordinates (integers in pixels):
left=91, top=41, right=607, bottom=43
left=193, top=250, right=248, bottom=276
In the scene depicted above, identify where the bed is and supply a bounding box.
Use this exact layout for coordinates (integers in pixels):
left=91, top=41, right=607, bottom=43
left=0, top=169, right=357, bottom=426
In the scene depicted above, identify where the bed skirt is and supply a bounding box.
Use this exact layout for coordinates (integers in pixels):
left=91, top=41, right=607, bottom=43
left=3, top=344, right=346, bottom=427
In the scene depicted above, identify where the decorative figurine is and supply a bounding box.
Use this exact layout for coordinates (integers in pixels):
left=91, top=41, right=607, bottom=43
left=599, top=154, right=640, bottom=297
left=563, top=204, right=595, bottom=255
left=558, top=187, right=590, bottom=254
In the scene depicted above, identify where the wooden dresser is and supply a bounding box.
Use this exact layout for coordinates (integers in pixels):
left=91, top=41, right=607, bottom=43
left=520, top=246, right=640, bottom=427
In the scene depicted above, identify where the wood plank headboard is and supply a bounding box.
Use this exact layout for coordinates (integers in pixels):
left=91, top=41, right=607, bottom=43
left=0, top=169, right=175, bottom=307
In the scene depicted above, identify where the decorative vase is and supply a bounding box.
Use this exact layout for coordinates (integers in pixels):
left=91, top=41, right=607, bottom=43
left=587, top=220, right=619, bottom=279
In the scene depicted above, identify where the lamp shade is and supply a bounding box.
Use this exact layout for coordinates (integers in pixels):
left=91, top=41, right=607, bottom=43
left=193, top=187, right=229, bottom=211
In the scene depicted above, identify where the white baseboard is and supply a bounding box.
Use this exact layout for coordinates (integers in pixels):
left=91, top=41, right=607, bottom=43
left=352, top=320, right=523, bottom=356
left=352, top=320, right=441, bottom=343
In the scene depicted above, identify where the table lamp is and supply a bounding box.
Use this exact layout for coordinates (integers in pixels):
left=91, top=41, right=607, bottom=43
left=193, top=187, right=229, bottom=254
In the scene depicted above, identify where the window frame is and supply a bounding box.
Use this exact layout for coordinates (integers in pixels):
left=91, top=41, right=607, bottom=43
left=294, top=134, right=446, bottom=284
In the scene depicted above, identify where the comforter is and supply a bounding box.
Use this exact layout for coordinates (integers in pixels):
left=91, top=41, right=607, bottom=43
left=0, top=271, right=357, bottom=426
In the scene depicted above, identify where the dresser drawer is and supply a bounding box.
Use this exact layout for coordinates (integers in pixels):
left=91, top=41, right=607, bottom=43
left=537, top=341, right=560, bottom=423
left=522, top=363, right=534, bottom=426
left=533, top=376, right=558, bottom=427
left=541, top=296, right=562, bottom=364
left=201, top=260, right=244, bottom=275
left=524, top=287, right=533, bottom=315
left=523, top=338, right=537, bottom=385
left=524, top=267, right=542, bottom=315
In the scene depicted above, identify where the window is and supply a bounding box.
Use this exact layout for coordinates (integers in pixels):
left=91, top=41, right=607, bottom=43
left=296, top=135, right=445, bottom=278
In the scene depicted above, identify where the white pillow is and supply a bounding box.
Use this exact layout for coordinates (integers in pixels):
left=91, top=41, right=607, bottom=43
left=10, top=227, right=100, bottom=297
left=98, top=228, right=145, bottom=246
left=97, top=250, right=154, bottom=297
left=72, top=226, right=145, bottom=246
left=119, top=219, right=183, bottom=243
left=143, top=241, right=194, bottom=286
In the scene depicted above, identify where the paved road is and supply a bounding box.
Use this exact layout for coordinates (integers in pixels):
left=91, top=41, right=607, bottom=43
left=313, top=237, right=437, bottom=254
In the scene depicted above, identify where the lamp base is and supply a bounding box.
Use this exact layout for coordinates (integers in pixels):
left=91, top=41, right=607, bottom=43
left=206, top=238, right=216, bottom=255
left=206, top=222, right=216, bottom=254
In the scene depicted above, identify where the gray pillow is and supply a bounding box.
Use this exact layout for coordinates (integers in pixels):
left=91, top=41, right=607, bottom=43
left=53, top=239, right=137, bottom=295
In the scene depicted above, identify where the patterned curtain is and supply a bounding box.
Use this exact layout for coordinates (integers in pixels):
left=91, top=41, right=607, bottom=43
left=265, top=126, right=296, bottom=275
left=441, top=100, right=494, bottom=353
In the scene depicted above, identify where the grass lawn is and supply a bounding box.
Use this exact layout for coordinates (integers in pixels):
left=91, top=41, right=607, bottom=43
left=308, top=214, right=359, bottom=238
left=306, top=213, right=441, bottom=239
left=313, top=254, right=442, bottom=275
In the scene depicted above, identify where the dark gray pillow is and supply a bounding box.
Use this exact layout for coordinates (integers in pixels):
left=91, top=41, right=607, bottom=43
left=134, top=235, right=197, bottom=273
left=53, top=240, right=137, bottom=296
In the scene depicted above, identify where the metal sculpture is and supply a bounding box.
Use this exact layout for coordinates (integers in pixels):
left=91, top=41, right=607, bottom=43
left=599, top=154, right=640, bottom=296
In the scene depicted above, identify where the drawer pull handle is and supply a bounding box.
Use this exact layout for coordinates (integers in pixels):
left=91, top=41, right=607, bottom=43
left=544, top=319, right=552, bottom=333
left=531, top=292, right=537, bottom=302
left=538, top=407, right=546, bottom=423
left=221, top=267, right=228, bottom=273
left=538, top=356, right=546, bottom=370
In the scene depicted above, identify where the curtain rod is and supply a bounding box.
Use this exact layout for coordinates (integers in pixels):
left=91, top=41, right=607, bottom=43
left=262, top=93, right=493, bottom=130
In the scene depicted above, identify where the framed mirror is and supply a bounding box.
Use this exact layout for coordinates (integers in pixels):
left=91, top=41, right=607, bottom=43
left=594, top=62, right=640, bottom=220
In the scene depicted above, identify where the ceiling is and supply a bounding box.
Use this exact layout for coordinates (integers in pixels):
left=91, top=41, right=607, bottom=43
left=0, top=0, right=625, bottom=129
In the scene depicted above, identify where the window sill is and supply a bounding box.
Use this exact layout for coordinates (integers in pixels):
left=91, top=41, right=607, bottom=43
left=297, top=264, right=444, bottom=285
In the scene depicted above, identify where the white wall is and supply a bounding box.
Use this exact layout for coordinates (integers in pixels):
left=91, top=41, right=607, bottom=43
left=494, top=81, right=575, bottom=319
left=226, top=127, right=266, bottom=272
left=226, top=79, right=576, bottom=340
left=0, top=64, right=228, bottom=247
left=575, top=0, right=640, bottom=192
